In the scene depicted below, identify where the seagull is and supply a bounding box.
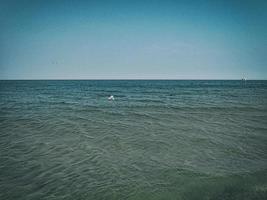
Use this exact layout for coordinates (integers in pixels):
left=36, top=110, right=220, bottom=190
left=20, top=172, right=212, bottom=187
left=108, top=95, right=115, bottom=100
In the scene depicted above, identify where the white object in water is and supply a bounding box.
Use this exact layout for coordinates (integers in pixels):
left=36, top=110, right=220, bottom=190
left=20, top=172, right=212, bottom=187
left=108, top=95, right=115, bottom=100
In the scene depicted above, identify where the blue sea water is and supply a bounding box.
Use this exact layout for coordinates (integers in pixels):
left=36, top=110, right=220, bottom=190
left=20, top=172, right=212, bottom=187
left=0, top=80, right=267, bottom=200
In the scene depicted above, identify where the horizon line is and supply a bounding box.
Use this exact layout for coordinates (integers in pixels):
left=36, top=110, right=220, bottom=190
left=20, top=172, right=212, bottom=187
left=0, top=78, right=266, bottom=81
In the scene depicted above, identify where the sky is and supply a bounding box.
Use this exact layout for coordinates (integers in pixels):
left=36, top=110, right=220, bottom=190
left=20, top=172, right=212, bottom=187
left=0, top=0, right=266, bottom=79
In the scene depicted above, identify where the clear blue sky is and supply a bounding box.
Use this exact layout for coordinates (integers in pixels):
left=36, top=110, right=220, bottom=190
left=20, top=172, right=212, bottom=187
left=0, top=0, right=266, bottom=79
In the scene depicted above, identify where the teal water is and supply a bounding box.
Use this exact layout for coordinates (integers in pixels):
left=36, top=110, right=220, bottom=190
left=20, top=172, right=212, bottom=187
left=0, top=80, right=267, bottom=200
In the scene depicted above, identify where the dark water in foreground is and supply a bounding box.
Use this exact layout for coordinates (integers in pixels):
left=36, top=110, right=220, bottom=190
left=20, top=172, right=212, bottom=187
left=0, top=80, right=267, bottom=200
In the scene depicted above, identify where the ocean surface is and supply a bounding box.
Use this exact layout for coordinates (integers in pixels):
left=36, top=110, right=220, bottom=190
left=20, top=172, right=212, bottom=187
left=0, top=80, right=267, bottom=200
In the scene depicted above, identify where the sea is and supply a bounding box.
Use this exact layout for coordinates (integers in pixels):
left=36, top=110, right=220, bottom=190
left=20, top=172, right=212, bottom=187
left=0, top=80, right=267, bottom=200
